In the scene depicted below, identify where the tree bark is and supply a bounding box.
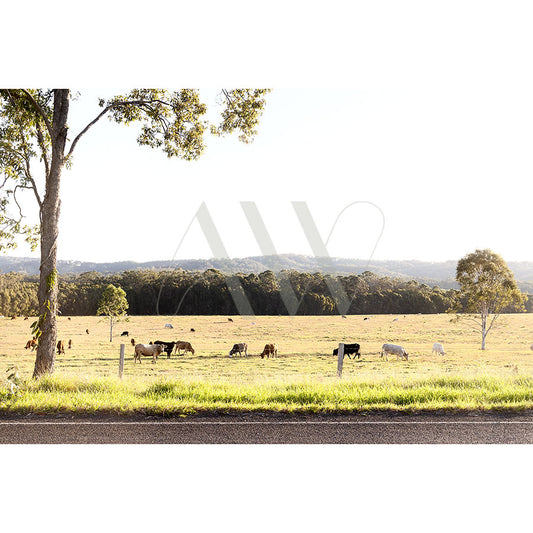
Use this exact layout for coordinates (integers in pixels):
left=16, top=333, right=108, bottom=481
left=33, top=90, right=70, bottom=378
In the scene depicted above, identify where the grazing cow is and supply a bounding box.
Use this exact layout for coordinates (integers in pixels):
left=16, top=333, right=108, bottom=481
left=25, top=339, right=37, bottom=351
left=432, top=342, right=446, bottom=356
left=363, top=317, right=369, bottom=321
left=174, top=341, right=195, bottom=356
left=121, top=331, right=129, bottom=337
left=24, top=316, right=28, bottom=321
left=68, top=317, right=72, bottom=321
left=165, top=323, right=174, bottom=329
left=11, top=316, right=16, bottom=320
left=86, top=329, right=90, bottom=334
left=190, top=328, right=195, bottom=332
left=68, top=339, right=72, bottom=349
left=131, top=338, right=136, bottom=346
left=380, top=343, right=408, bottom=361
left=342, top=315, right=347, bottom=319
left=153, top=340, right=177, bottom=358
left=333, top=343, right=361, bottom=359
left=260, top=344, right=278, bottom=359
left=134, top=343, right=164, bottom=364
left=228, top=318, right=233, bottom=322
left=392, top=318, right=399, bottom=322
left=57, top=340, right=65, bottom=355
left=229, top=343, right=248, bottom=357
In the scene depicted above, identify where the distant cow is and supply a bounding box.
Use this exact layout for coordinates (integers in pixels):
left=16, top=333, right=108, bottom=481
left=121, top=331, right=129, bottom=337
left=86, top=329, right=90, bottom=334
left=333, top=343, right=361, bottom=359
left=228, top=318, right=233, bottom=322
left=24, top=316, right=28, bottom=321
left=57, top=340, right=65, bottom=355
left=131, top=338, right=136, bottom=346
left=260, top=344, right=278, bottom=358
left=432, top=342, right=446, bottom=356
left=381, top=343, right=408, bottom=361
left=25, top=339, right=37, bottom=351
left=68, top=317, right=71, bottom=321
left=153, top=340, right=177, bottom=358
left=190, top=328, right=195, bottom=332
left=134, top=343, right=164, bottom=364
left=68, top=339, right=72, bottom=349
left=229, top=343, right=248, bottom=357
left=165, top=323, right=174, bottom=329
left=363, top=317, right=370, bottom=321
left=174, top=341, right=195, bottom=356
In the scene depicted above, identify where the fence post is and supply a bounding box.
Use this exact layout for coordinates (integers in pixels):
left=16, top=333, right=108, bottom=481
left=337, top=343, right=344, bottom=377
left=119, top=344, right=125, bottom=379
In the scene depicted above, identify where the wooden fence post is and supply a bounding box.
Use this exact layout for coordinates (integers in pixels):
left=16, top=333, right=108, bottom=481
left=119, top=344, right=125, bottom=379
left=337, top=343, right=345, bottom=377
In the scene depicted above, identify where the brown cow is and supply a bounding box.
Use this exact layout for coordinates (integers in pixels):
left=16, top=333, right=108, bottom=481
left=57, top=340, right=65, bottom=355
left=68, top=339, right=73, bottom=349
left=131, top=338, right=136, bottom=346
left=260, top=343, right=278, bottom=359
left=228, top=318, right=233, bottom=322
left=25, top=338, right=37, bottom=351
left=86, top=329, right=90, bottom=334
left=174, top=341, right=195, bottom=356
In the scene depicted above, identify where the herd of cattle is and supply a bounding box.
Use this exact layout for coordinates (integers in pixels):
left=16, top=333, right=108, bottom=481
left=23, top=325, right=448, bottom=364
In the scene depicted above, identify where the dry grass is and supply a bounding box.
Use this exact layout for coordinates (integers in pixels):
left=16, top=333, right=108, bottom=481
left=1, top=313, right=532, bottom=385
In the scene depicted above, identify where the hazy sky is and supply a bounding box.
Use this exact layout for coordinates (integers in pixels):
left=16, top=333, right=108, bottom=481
left=5, top=2, right=533, bottom=265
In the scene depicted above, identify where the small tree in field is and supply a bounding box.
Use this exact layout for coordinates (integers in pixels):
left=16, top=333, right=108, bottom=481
left=452, top=249, right=525, bottom=350
left=97, top=284, right=129, bottom=342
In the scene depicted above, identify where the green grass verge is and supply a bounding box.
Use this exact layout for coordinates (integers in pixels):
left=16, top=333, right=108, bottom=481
left=2, top=375, right=533, bottom=415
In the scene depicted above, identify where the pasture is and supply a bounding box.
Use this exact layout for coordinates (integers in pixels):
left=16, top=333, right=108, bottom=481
left=1, top=313, right=533, bottom=413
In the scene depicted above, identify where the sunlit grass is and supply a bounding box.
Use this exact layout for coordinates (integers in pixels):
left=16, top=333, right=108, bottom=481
left=2, top=374, right=533, bottom=415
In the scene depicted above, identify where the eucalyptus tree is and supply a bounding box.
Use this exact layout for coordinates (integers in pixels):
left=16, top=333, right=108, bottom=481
left=0, top=89, right=270, bottom=377
left=452, top=249, right=525, bottom=350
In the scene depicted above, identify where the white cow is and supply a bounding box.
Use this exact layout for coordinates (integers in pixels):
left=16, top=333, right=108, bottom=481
left=134, top=343, right=164, bottom=363
left=380, top=343, right=408, bottom=361
left=432, top=342, right=446, bottom=356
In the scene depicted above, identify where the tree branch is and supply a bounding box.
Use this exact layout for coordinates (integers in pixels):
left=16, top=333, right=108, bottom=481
left=67, top=98, right=174, bottom=158
left=20, top=90, right=53, bottom=138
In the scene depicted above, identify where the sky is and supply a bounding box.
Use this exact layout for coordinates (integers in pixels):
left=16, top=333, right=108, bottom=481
left=4, top=2, right=533, bottom=267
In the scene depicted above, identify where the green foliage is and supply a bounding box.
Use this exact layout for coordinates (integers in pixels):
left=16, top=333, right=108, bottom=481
left=0, top=269, right=459, bottom=316
left=210, top=89, right=271, bottom=143
left=96, top=284, right=129, bottom=318
left=455, top=249, right=525, bottom=315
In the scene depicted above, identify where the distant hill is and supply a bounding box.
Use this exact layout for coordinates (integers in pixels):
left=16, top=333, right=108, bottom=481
left=2, top=254, right=533, bottom=291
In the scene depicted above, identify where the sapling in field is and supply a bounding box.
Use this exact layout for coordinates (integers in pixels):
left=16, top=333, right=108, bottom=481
left=97, top=284, right=129, bottom=342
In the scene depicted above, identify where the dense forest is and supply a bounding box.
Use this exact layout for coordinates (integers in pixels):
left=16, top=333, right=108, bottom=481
left=0, top=269, right=531, bottom=317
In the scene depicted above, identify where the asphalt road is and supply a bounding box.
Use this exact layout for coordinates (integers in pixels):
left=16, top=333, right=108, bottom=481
left=2, top=412, right=533, bottom=443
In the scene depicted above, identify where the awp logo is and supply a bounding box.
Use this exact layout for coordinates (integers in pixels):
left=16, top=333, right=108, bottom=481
left=157, top=201, right=385, bottom=317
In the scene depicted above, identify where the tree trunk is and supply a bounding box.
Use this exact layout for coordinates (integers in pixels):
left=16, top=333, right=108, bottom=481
left=481, top=313, right=487, bottom=351
left=33, top=90, right=70, bottom=378
left=110, top=317, right=113, bottom=342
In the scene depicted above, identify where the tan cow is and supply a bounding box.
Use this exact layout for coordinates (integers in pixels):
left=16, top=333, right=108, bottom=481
left=57, top=340, right=65, bottom=355
left=174, top=341, right=195, bottom=356
left=134, top=343, right=164, bottom=364
left=260, top=344, right=278, bottom=359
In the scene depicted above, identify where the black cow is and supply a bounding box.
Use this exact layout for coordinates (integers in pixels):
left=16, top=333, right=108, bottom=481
left=153, top=340, right=176, bottom=358
left=121, top=331, right=129, bottom=337
left=333, top=343, right=361, bottom=359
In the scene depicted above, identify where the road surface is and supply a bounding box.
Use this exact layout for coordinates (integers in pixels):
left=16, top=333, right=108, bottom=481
left=1, top=412, right=533, bottom=443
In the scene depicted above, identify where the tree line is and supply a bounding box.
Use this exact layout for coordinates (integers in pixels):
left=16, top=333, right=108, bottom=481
left=1, top=268, right=530, bottom=317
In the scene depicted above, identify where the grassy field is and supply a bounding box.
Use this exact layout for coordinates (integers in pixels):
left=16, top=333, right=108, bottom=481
left=1, top=313, right=533, bottom=414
